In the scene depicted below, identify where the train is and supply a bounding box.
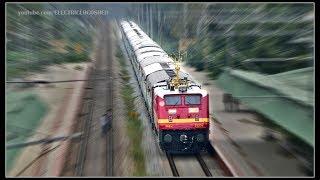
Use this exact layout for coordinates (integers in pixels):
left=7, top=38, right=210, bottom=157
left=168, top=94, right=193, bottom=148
left=119, top=20, right=210, bottom=153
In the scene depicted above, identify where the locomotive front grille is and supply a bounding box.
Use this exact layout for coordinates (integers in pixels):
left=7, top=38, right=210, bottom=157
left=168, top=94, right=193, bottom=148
left=160, top=130, right=209, bottom=153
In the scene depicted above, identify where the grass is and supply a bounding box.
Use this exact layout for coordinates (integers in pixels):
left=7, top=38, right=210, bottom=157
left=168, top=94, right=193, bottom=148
left=117, top=48, right=146, bottom=176
left=74, top=65, right=84, bottom=71
left=7, top=50, right=90, bottom=79
left=6, top=91, right=48, bottom=172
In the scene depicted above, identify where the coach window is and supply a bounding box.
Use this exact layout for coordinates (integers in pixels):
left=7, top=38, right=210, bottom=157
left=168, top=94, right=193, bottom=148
left=164, top=95, right=181, bottom=106
left=185, top=95, right=201, bottom=105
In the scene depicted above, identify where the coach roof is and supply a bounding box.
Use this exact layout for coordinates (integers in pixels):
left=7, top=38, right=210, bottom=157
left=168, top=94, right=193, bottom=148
left=146, top=70, right=191, bottom=87
left=140, top=56, right=174, bottom=68
left=137, top=52, right=168, bottom=62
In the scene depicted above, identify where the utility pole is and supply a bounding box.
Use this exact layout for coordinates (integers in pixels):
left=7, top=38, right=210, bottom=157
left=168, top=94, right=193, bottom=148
left=147, top=4, right=149, bottom=34
left=138, top=4, right=140, bottom=25
left=183, top=4, right=188, bottom=39
left=150, top=3, right=153, bottom=39
left=157, top=4, right=160, bottom=42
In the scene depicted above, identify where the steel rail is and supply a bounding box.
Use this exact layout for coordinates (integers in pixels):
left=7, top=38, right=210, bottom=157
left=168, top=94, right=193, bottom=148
left=166, top=152, right=179, bottom=177
left=105, top=20, right=114, bottom=176
left=195, top=153, right=212, bottom=177
left=74, top=71, right=95, bottom=176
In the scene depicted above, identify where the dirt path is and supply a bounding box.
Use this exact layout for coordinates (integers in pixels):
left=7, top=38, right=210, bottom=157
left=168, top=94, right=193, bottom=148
left=8, top=62, right=91, bottom=176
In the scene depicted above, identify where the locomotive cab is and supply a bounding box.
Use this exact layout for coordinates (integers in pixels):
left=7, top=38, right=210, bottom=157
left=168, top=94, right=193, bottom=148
left=160, top=94, right=209, bottom=129
left=154, top=89, right=210, bottom=153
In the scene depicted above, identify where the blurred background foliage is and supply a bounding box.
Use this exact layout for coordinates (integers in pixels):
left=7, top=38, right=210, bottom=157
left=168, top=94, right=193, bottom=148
left=6, top=4, right=98, bottom=79
left=7, top=3, right=313, bottom=79
left=127, top=3, right=314, bottom=79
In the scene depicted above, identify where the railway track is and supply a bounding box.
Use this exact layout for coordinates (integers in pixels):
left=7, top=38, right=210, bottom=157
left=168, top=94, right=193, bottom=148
left=195, top=153, right=212, bottom=176
left=74, top=20, right=114, bottom=176
left=166, top=146, right=232, bottom=177
left=166, top=152, right=179, bottom=177
left=74, top=68, right=95, bottom=176
left=166, top=152, right=212, bottom=177
left=105, top=19, right=114, bottom=176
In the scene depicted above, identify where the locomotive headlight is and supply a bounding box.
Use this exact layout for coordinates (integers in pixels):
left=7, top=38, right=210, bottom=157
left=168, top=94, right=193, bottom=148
left=188, top=107, right=199, bottom=113
left=168, top=109, right=176, bottom=114
left=164, top=134, right=172, bottom=142
left=196, top=134, right=204, bottom=142
left=168, top=115, right=173, bottom=122
left=180, top=134, right=188, bottom=142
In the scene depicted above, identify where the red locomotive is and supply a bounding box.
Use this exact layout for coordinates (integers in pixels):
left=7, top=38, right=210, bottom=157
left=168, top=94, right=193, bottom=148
left=120, top=20, right=210, bottom=153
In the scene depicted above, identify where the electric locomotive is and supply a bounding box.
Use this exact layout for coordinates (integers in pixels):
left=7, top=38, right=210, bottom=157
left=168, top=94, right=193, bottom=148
left=119, top=20, right=210, bottom=153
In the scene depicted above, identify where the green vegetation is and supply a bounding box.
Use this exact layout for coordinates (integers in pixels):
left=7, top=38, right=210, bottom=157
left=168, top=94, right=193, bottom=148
left=6, top=91, right=48, bottom=172
left=74, top=65, right=84, bottom=71
left=128, top=3, right=313, bottom=78
left=6, top=4, right=95, bottom=79
left=116, top=49, right=146, bottom=176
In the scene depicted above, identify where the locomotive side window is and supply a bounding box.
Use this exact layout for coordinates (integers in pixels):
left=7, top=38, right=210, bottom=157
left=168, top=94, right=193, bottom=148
left=164, top=95, right=181, bottom=106
left=185, top=95, right=201, bottom=105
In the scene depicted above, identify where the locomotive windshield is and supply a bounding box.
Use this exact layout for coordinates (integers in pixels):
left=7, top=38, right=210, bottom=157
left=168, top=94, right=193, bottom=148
left=164, top=95, right=181, bottom=105
left=185, top=95, right=201, bottom=105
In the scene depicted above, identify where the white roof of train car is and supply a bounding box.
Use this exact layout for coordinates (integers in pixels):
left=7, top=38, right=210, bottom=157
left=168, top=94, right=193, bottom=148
left=137, top=52, right=168, bottom=62
left=143, top=63, right=163, bottom=77
left=121, top=20, right=204, bottom=94
left=143, top=62, right=175, bottom=77
left=136, top=47, right=164, bottom=54
left=134, top=44, right=160, bottom=51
